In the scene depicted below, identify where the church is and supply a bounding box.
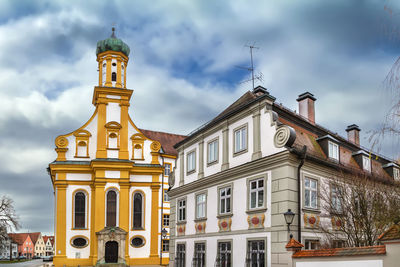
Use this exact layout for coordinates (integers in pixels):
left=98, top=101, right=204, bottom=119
left=48, top=29, right=185, bottom=266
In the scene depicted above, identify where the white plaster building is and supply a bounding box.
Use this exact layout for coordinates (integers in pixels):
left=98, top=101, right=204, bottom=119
left=0, top=238, right=18, bottom=260
left=168, top=87, right=400, bottom=267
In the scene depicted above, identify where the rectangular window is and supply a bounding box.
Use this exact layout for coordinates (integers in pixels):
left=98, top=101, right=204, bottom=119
left=194, top=243, right=206, bottom=267
left=207, top=139, right=219, bottom=164
left=331, top=185, right=342, bottom=213
left=328, top=141, right=339, bottom=161
left=163, top=214, right=170, bottom=226
left=196, top=193, right=207, bottom=219
left=234, top=126, right=247, bottom=153
left=246, top=240, right=265, bottom=267
left=304, top=239, right=320, bottom=250
left=176, top=243, right=186, bottom=267
left=164, top=189, right=170, bottom=202
left=363, top=156, right=371, bottom=172
left=219, top=186, right=232, bottom=215
left=394, top=168, right=400, bottom=180
left=249, top=178, right=265, bottom=210
left=187, top=151, right=196, bottom=173
left=304, top=178, right=318, bottom=209
left=217, top=241, right=232, bottom=267
left=178, top=199, right=186, bottom=222
left=333, top=240, right=345, bottom=248
left=162, top=239, right=169, bottom=252
left=164, top=163, right=171, bottom=176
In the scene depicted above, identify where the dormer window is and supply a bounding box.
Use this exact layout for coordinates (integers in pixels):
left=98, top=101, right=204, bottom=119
left=362, top=156, right=371, bottom=172
left=328, top=141, right=339, bottom=161
left=394, top=168, right=400, bottom=180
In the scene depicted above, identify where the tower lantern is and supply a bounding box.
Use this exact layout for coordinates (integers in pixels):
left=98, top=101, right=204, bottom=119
left=96, top=27, right=130, bottom=88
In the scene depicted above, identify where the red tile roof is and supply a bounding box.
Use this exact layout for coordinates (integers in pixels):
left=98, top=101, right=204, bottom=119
left=378, top=224, right=400, bottom=241
left=292, top=245, right=386, bottom=258
left=286, top=238, right=304, bottom=249
left=29, top=232, right=41, bottom=244
left=8, top=233, right=30, bottom=245
left=140, top=129, right=186, bottom=156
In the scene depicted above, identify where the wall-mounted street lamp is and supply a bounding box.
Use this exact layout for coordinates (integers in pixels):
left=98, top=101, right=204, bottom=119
left=284, top=209, right=295, bottom=232
left=160, top=228, right=168, bottom=266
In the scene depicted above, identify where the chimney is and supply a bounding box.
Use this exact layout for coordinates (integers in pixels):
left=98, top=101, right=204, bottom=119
left=346, top=124, right=361, bottom=146
left=296, top=92, right=316, bottom=124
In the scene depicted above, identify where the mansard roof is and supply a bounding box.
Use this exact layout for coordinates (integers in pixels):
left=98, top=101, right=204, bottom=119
left=140, top=129, right=186, bottom=156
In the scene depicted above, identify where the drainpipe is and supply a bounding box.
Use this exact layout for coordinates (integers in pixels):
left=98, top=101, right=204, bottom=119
left=296, top=145, right=307, bottom=243
left=160, top=155, right=165, bottom=266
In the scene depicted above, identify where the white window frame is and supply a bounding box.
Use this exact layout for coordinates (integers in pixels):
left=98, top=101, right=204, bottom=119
left=195, top=193, right=207, bottom=219
left=331, top=185, right=342, bottom=213
left=234, top=125, right=247, bottom=154
left=177, top=198, right=186, bottom=222
left=219, top=185, right=232, bottom=215
left=304, top=239, right=320, bottom=250
left=248, top=178, right=265, bottom=210
left=362, top=156, right=371, bottom=172
left=328, top=141, right=339, bottom=161
left=394, top=168, right=400, bottom=180
left=207, top=138, right=219, bottom=164
left=187, top=150, right=196, bottom=173
left=304, top=177, right=318, bottom=209
left=164, top=163, right=171, bottom=176
left=163, top=214, right=170, bottom=226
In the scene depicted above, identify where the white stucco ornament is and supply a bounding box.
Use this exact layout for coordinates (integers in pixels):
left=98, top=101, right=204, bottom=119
left=274, top=126, right=296, bottom=148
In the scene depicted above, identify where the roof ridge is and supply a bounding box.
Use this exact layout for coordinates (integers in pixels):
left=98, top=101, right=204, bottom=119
left=140, top=128, right=186, bottom=138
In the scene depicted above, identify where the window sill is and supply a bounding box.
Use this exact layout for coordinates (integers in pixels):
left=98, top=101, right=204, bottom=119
left=194, top=218, right=207, bottom=222
left=217, top=213, right=233, bottom=219
left=302, top=208, right=321, bottom=214
left=132, top=158, right=144, bottom=161
left=131, top=228, right=145, bottom=231
left=74, top=156, right=90, bottom=158
left=207, top=160, right=218, bottom=167
left=176, top=221, right=186, bottom=225
left=233, top=149, right=248, bottom=158
left=107, top=148, right=120, bottom=150
left=246, top=208, right=267, bottom=214
left=186, top=170, right=196, bottom=176
left=71, top=228, right=88, bottom=230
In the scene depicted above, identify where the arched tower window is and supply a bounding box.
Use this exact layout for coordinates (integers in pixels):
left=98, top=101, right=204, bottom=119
left=74, top=192, right=86, bottom=229
left=133, top=192, right=144, bottom=229
left=112, top=72, right=117, bottom=82
left=106, top=190, right=117, bottom=227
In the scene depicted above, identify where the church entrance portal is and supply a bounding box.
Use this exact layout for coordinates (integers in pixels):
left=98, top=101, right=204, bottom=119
left=105, top=241, right=118, bottom=263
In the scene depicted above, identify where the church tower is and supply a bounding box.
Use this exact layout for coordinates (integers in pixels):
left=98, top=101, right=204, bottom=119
left=48, top=29, right=185, bottom=267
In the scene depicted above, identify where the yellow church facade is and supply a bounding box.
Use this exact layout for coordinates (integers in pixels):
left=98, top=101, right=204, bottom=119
left=48, top=29, right=185, bottom=267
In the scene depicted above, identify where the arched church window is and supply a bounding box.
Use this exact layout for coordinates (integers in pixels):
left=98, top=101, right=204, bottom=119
left=106, top=190, right=117, bottom=227
left=133, top=192, right=143, bottom=229
left=108, top=132, right=118, bottom=149
left=74, top=192, right=86, bottom=229
left=112, top=72, right=116, bottom=82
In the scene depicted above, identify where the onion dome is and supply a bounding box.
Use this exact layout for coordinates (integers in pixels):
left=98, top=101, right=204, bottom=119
left=96, top=27, right=130, bottom=57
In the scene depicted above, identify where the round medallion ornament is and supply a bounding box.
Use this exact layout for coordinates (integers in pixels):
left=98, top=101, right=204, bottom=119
left=197, top=224, right=203, bottom=231
left=336, top=220, right=342, bottom=227
left=274, top=126, right=295, bottom=148
left=55, top=136, right=68, bottom=148
left=178, top=227, right=183, bottom=233
left=150, top=141, right=161, bottom=152
left=251, top=217, right=260, bottom=225
left=221, top=221, right=228, bottom=228
left=309, top=216, right=316, bottom=225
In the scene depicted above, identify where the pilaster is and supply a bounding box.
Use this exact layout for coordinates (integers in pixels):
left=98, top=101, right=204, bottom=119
left=96, top=100, right=107, bottom=158
left=105, top=57, right=112, bottom=87
left=252, top=108, right=262, bottom=160
left=116, top=59, right=122, bottom=88
left=221, top=123, right=229, bottom=171
left=53, top=181, right=67, bottom=266
left=198, top=140, right=204, bottom=179
left=179, top=151, right=184, bottom=186
left=119, top=100, right=130, bottom=160
left=150, top=184, right=161, bottom=258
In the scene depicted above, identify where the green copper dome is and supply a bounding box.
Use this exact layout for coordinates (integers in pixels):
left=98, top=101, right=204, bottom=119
left=96, top=28, right=130, bottom=57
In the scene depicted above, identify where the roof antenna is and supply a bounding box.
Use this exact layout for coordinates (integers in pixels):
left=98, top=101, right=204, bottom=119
left=236, top=42, right=264, bottom=91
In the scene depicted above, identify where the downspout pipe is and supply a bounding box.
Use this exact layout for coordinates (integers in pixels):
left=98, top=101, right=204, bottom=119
left=296, top=145, right=307, bottom=242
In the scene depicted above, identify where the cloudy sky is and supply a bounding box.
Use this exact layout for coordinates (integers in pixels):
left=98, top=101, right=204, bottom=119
left=1, top=0, right=400, bottom=235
